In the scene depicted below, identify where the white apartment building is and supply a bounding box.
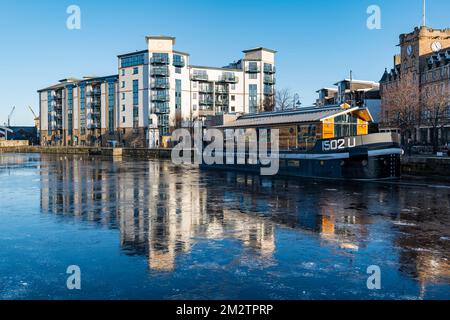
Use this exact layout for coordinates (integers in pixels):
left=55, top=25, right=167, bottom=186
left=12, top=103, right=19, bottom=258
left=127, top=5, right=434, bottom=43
left=39, top=35, right=276, bottom=147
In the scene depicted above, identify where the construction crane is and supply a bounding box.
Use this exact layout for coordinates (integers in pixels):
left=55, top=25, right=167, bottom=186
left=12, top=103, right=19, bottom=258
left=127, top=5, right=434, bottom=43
left=7, top=106, right=15, bottom=127
left=28, top=106, right=38, bottom=119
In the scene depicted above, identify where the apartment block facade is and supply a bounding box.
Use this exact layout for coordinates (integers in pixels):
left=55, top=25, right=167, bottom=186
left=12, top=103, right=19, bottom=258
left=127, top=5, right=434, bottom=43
left=39, top=36, right=276, bottom=147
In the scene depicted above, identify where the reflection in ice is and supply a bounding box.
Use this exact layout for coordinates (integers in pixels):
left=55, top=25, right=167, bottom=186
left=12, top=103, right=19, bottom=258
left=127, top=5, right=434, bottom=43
left=0, top=153, right=449, bottom=299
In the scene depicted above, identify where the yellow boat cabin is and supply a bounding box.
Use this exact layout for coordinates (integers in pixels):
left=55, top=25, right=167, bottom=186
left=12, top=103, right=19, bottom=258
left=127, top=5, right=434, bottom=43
left=218, top=104, right=373, bottom=151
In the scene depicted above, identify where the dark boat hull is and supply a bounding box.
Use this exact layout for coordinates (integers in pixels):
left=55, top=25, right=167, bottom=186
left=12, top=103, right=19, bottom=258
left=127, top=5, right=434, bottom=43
left=200, top=133, right=402, bottom=181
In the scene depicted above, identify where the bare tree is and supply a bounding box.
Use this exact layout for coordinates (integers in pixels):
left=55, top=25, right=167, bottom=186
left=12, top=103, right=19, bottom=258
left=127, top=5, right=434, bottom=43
left=383, top=79, right=420, bottom=144
left=275, top=88, right=293, bottom=111
left=262, top=96, right=275, bottom=112
left=422, top=85, right=450, bottom=152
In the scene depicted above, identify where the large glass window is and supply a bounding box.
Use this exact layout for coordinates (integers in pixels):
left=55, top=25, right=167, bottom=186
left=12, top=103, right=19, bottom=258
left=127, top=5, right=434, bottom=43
left=47, top=91, right=53, bottom=134
left=108, top=81, right=115, bottom=133
left=133, top=80, right=139, bottom=128
left=176, top=79, right=182, bottom=110
left=67, top=86, right=73, bottom=135
left=334, top=114, right=358, bottom=138
left=249, top=84, right=257, bottom=113
left=120, top=54, right=145, bottom=68
left=80, top=84, right=86, bottom=135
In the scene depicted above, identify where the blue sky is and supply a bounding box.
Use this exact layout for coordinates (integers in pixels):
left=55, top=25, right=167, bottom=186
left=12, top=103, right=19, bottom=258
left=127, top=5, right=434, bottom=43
left=1, top=0, right=449, bottom=126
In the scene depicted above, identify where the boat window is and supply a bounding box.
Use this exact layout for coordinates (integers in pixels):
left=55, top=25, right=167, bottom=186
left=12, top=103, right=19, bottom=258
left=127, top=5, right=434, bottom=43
left=334, top=114, right=358, bottom=138
left=297, top=124, right=317, bottom=151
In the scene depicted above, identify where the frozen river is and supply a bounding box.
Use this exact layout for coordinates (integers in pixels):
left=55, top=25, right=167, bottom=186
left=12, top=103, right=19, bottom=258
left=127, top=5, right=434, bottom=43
left=0, top=153, right=449, bottom=300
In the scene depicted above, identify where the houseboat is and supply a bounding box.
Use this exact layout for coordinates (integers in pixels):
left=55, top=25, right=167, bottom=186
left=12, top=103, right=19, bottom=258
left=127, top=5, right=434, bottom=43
left=202, top=104, right=402, bottom=180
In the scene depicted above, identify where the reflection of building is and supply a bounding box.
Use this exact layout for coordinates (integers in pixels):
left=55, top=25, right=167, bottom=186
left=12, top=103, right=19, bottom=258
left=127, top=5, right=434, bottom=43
left=39, top=157, right=276, bottom=272
left=38, top=155, right=450, bottom=293
left=380, top=26, right=450, bottom=143
left=38, top=36, right=277, bottom=148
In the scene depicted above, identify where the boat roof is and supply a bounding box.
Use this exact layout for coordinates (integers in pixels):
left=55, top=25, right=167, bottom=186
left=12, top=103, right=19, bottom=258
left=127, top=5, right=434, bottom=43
left=218, top=105, right=373, bottom=129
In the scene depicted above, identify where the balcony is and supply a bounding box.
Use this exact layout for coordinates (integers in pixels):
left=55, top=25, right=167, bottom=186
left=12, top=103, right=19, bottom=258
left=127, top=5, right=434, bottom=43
left=151, top=80, right=170, bottom=89
left=152, top=93, right=170, bottom=102
left=191, top=73, right=209, bottom=81
left=173, top=57, right=185, bottom=68
left=215, top=99, right=229, bottom=106
left=198, top=86, right=214, bottom=93
left=264, top=75, right=276, bottom=84
left=218, top=73, right=238, bottom=83
left=215, top=87, right=228, bottom=94
left=199, top=98, right=214, bottom=105
left=153, top=103, right=169, bottom=114
left=264, top=65, right=276, bottom=74
left=150, top=56, right=169, bottom=65
left=245, top=65, right=260, bottom=73
left=150, top=67, right=170, bottom=77
left=264, top=88, right=275, bottom=96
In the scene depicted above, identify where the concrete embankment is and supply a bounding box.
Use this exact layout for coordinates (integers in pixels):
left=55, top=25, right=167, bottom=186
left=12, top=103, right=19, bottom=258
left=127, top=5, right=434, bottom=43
left=0, top=146, right=173, bottom=159
left=401, top=156, right=450, bottom=177
left=1, top=146, right=449, bottom=177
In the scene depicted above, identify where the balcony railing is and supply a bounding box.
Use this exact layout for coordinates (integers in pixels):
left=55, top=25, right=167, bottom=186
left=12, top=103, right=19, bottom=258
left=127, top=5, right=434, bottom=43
left=264, top=75, right=276, bottom=84
left=152, top=93, right=170, bottom=102
left=150, top=67, right=170, bottom=77
left=173, top=58, right=185, bottom=68
left=199, top=98, right=214, bottom=105
left=150, top=57, right=169, bottom=65
left=151, top=80, right=170, bottom=89
left=215, top=100, right=229, bottom=106
left=245, top=66, right=260, bottom=73
left=264, top=88, right=275, bottom=96
left=215, top=87, right=228, bottom=94
left=191, top=73, right=209, bottom=81
left=264, top=65, right=276, bottom=74
left=153, top=103, right=169, bottom=114
left=198, top=86, right=214, bottom=93
left=218, top=74, right=238, bottom=83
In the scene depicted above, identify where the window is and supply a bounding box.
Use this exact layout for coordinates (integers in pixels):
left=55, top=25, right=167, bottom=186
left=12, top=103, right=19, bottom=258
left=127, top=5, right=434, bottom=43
left=175, top=67, right=181, bottom=74
left=249, top=73, right=257, bottom=80
left=231, top=95, right=235, bottom=101
left=121, top=69, right=125, bottom=76
left=122, top=93, right=125, bottom=100
left=175, top=79, right=182, bottom=110
left=80, top=84, right=86, bottom=133
left=133, top=80, right=139, bottom=105
left=122, top=116, right=126, bottom=123
left=121, top=81, right=125, bottom=88
left=67, top=86, right=73, bottom=135
left=193, top=104, right=197, bottom=111
left=249, top=84, right=258, bottom=113
left=334, top=114, right=358, bottom=138
left=231, top=84, right=235, bottom=90
left=133, top=80, right=139, bottom=128
left=108, top=81, right=115, bottom=133
left=173, top=54, right=185, bottom=67
left=133, top=67, right=138, bottom=75
left=231, top=106, right=235, bottom=112
left=193, top=81, right=197, bottom=88
left=122, top=105, right=125, bottom=112
left=121, top=54, right=145, bottom=68
left=193, top=93, right=197, bottom=99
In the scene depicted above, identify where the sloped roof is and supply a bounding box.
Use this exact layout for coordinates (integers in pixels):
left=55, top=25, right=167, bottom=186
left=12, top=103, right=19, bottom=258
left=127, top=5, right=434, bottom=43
left=218, top=106, right=371, bottom=128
